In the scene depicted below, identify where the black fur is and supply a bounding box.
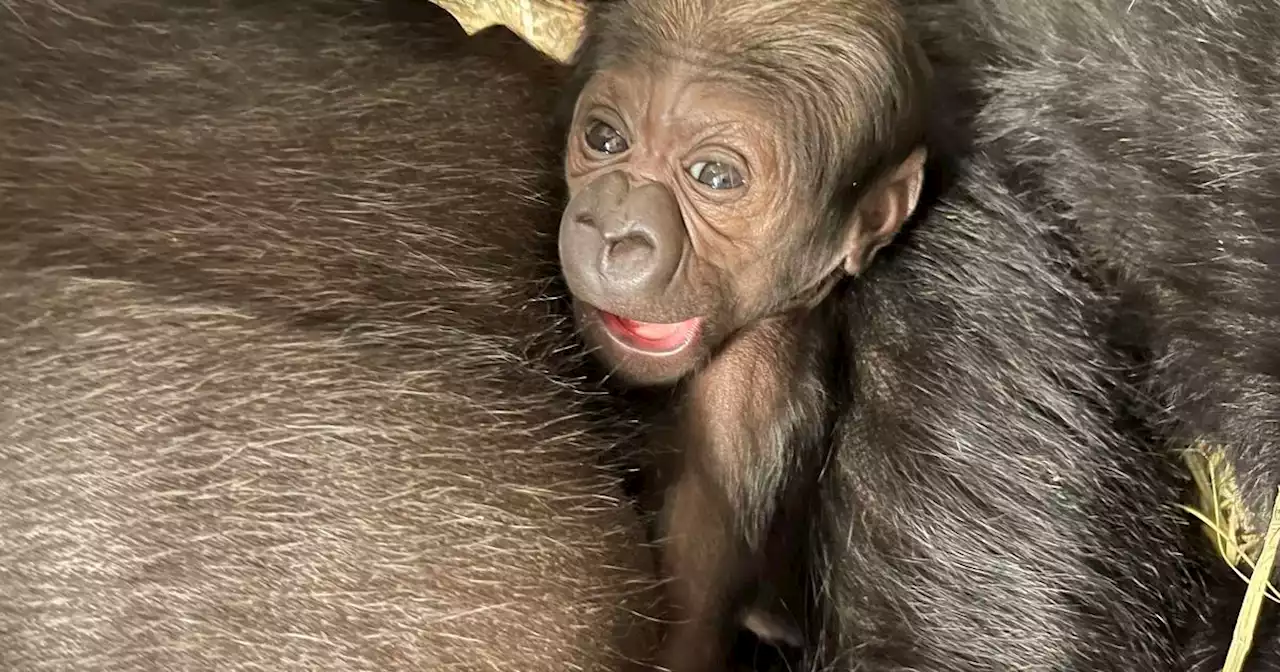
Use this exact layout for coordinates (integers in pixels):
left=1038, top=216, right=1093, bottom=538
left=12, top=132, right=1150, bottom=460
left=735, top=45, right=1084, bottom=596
left=561, top=0, right=1280, bottom=670
left=812, top=0, right=1280, bottom=668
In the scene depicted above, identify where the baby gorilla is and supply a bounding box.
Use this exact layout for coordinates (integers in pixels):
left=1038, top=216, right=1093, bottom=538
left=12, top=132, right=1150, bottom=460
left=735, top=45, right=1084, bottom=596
left=559, top=0, right=927, bottom=388
left=556, top=0, right=929, bottom=669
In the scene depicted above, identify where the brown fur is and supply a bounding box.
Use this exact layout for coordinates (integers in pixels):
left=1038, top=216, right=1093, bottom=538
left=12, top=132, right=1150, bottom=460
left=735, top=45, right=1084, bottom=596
left=0, top=1, right=663, bottom=670
left=655, top=312, right=833, bottom=669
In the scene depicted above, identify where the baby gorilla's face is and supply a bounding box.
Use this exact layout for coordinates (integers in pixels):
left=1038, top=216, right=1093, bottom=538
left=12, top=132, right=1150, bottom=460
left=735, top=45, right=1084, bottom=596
left=558, top=59, right=927, bottom=388
left=558, top=64, right=806, bottom=387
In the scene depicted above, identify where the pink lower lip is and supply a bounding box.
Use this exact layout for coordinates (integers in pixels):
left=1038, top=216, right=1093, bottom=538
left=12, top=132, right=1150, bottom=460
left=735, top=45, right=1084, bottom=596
left=599, top=311, right=702, bottom=354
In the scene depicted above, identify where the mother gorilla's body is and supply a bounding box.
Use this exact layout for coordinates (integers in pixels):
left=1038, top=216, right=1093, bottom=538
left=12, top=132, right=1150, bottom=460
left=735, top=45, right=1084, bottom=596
left=0, top=1, right=662, bottom=670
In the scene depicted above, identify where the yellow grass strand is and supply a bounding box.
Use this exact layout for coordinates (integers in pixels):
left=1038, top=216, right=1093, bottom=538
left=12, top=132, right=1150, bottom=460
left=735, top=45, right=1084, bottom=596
left=1222, top=486, right=1280, bottom=672
left=1177, top=504, right=1280, bottom=603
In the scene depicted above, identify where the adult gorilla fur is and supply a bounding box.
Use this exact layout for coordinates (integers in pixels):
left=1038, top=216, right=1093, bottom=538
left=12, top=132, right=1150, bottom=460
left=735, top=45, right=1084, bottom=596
left=0, top=1, right=663, bottom=670
left=799, top=0, right=1280, bottom=670
left=6, top=0, right=1280, bottom=670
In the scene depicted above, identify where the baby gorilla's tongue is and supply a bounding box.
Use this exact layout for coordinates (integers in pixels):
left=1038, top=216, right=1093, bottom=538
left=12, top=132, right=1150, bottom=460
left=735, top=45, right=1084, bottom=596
left=617, top=317, right=688, bottom=342
left=609, top=314, right=701, bottom=351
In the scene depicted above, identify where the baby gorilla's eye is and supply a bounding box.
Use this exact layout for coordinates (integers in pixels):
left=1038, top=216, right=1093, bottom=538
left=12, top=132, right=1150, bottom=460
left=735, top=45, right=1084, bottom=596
left=688, top=161, right=744, bottom=190
left=584, top=120, right=629, bottom=155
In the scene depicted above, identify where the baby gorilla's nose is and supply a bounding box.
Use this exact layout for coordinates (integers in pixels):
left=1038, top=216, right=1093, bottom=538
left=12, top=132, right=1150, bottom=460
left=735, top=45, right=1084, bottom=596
left=595, top=180, right=683, bottom=296
left=558, top=171, right=685, bottom=305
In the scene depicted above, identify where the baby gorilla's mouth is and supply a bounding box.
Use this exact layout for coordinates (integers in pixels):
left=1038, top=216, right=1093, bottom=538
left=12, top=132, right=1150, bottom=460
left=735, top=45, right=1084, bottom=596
left=599, top=310, right=703, bottom=354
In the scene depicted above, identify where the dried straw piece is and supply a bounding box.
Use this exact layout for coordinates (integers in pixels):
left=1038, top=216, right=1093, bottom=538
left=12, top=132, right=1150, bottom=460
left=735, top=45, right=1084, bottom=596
left=1182, top=443, right=1280, bottom=671
left=429, top=0, right=586, bottom=63
left=1222, top=486, right=1280, bottom=672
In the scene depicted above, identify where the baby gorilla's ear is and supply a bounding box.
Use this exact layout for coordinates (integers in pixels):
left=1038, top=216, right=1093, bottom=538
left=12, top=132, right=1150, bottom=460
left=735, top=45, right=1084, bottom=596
left=840, top=146, right=927, bottom=275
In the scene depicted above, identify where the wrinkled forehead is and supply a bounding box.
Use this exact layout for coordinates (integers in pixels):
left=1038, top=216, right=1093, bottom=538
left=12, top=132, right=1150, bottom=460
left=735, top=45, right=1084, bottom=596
left=580, top=62, right=770, bottom=120
left=580, top=1, right=896, bottom=137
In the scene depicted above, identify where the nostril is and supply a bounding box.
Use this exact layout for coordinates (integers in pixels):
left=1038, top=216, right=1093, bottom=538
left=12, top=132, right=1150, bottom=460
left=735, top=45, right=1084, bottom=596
left=603, top=233, right=655, bottom=278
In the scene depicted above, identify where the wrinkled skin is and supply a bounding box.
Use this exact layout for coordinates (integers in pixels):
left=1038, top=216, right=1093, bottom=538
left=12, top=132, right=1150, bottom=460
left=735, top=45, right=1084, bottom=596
left=0, top=1, right=663, bottom=670
left=556, top=2, right=929, bottom=388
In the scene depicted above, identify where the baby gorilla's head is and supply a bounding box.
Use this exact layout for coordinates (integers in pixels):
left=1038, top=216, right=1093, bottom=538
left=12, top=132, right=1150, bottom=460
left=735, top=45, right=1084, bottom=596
left=557, top=0, right=931, bottom=386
